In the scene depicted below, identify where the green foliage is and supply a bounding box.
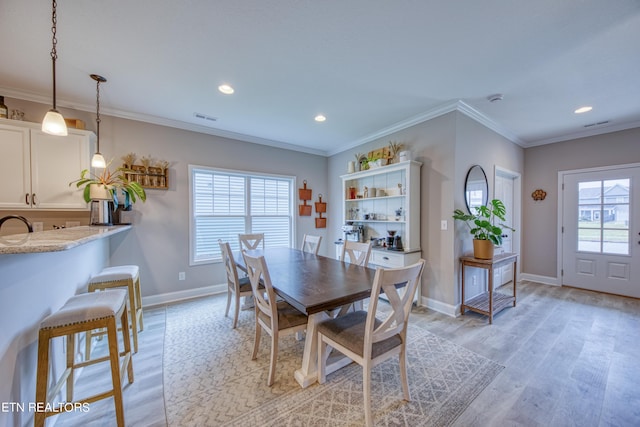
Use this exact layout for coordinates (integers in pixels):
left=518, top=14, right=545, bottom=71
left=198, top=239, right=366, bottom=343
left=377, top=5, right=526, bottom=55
left=452, top=199, right=514, bottom=246
left=69, top=160, right=146, bottom=209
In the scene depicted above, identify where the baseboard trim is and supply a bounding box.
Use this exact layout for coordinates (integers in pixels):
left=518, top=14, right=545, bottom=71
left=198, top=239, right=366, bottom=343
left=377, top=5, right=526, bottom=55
left=420, top=296, right=458, bottom=318
left=520, top=273, right=560, bottom=286
left=142, top=284, right=226, bottom=308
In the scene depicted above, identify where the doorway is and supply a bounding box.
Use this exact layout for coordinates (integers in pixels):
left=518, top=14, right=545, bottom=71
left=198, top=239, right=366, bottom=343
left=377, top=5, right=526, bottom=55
left=561, top=164, right=640, bottom=298
left=494, top=167, right=521, bottom=286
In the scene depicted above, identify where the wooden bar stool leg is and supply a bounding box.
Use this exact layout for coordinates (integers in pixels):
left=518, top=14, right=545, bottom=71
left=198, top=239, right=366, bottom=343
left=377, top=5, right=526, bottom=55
left=107, top=316, right=126, bottom=427
left=126, top=285, right=139, bottom=354
left=135, top=276, right=144, bottom=331
left=34, top=329, right=50, bottom=427
left=120, top=303, right=134, bottom=384
left=66, top=333, right=75, bottom=402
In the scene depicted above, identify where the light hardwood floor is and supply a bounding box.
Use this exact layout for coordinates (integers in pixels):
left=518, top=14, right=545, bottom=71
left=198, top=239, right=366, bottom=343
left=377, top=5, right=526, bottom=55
left=55, top=280, right=640, bottom=426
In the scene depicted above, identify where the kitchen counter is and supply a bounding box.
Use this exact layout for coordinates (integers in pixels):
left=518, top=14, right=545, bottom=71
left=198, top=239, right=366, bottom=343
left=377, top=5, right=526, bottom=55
left=0, top=225, right=131, bottom=254
left=1, top=225, right=131, bottom=426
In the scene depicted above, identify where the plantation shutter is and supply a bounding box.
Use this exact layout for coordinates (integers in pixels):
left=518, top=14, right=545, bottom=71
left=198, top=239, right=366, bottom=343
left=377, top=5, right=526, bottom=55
left=250, top=177, right=291, bottom=248
left=191, top=167, right=293, bottom=263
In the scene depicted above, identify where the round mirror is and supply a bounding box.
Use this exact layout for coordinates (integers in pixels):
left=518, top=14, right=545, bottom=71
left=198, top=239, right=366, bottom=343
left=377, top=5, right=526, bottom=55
left=465, top=165, right=488, bottom=213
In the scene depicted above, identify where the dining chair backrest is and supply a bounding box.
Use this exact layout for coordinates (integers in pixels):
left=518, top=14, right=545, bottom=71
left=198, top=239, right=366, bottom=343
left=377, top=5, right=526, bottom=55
left=239, top=233, right=265, bottom=251
left=242, top=251, right=277, bottom=327
left=365, top=260, right=425, bottom=354
left=219, top=240, right=241, bottom=293
left=340, top=240, right=372, bottom=266
left=301, top=234, right=322, bottom=255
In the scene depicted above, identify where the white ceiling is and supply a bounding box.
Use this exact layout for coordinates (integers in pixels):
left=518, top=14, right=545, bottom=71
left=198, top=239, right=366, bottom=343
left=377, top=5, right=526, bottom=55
left=1, top=0, right=639, bottom=156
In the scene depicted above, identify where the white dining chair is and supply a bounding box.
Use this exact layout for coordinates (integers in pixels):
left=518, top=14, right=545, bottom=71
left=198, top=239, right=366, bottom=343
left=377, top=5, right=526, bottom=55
left=317, top=259, right=425, bottom=427
left=219, top=239, right=261, bottom=329
left=340, top=240, right=372, bottom=266
left=242, top=251, right=308, bottom=386
left=301, top=234, right=322, bottom=255
left=238, top=233, right=265, bottom=251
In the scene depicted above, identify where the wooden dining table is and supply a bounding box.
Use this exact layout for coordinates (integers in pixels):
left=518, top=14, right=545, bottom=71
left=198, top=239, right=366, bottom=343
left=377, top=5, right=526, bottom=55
left=235, top=246, right=376, bottom=388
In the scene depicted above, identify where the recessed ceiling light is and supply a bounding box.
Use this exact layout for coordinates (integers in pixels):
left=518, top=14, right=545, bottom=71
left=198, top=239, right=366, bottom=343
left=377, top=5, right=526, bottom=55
left=574, top=106, right=593, bottom=114
left=314, top=114, right=326, bottom=122
left=218, top=84, right=234, bottom=95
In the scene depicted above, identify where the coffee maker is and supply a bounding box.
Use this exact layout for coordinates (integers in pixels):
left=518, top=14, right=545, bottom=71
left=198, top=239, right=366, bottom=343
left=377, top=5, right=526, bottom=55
left=386, top=230, right=403, bottom=251
left=342, top=224, right=364, bottom=242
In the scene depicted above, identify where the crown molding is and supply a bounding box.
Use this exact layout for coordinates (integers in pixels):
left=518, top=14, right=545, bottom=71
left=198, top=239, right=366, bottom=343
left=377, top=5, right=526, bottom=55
left=455, top=101, right=525, bottom=146
left=326, top=101, right=462, bottom=156
left=327, top=100, right=527, bottom=156
left=0, top=85, right=328, bottom=157
left=7, top=85, right=635, bottom=157
left=522, top=119, right=640, bottom=147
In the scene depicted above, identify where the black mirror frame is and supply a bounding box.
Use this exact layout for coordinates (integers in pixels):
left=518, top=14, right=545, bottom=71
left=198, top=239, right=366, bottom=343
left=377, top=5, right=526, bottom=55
left=464, top=165, right=488, bottom=214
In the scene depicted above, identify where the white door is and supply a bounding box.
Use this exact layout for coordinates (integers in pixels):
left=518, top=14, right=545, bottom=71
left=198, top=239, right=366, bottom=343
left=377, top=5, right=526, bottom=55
left=562, top=166, right=640, bottom=298
left=494, top=168, right=518, bottom=286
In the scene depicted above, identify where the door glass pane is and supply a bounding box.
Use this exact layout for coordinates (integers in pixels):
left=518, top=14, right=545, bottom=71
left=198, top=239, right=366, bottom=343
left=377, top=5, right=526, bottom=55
left=578, top=228, right=601, bottom=252
left=603, top=229, right=628, bottom=254
left=579, top=181, right=601, bottom=203
left=576, top=178, right=630, bottom=255
left=578, top=205, right=602, bottom=228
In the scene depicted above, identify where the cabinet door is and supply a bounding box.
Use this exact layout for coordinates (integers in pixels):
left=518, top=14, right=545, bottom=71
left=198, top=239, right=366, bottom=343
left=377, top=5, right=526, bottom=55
left=0, top=124, right=31, bottom=208
left=30, top=130, right=90, bottom=209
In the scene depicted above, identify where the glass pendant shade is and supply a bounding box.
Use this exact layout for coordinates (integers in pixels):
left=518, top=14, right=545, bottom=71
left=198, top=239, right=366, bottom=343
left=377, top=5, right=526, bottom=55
left=42, top=109, right=68, bottom=136
left=91, top=152, right=106, bottom=168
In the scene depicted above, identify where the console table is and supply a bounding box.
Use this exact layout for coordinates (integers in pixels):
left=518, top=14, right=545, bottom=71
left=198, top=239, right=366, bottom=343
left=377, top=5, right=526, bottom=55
left=460, top=252, right=518, bottom=324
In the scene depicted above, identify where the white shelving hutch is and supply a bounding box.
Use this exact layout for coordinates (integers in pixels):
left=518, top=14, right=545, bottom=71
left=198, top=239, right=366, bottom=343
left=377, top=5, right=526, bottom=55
left=340, top=160, right=422, bottom=271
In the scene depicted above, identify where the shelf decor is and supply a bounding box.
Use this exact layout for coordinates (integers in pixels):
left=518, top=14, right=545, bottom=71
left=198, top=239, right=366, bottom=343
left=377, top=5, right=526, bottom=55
left=315, top=194, right=326, bottom=228
left=120, top=153, right=169, bottom=189
left=298, top=180, right=312, bottom=216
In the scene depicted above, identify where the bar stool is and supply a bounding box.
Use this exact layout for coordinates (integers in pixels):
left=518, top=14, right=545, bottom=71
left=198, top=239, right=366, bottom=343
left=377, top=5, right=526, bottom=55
left=86, top=265, right=143, bottom=356
left=34, top=289, right=134, bottom=427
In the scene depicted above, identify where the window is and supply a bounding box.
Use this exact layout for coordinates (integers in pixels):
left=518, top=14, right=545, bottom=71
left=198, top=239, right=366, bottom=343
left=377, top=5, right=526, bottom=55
left=577, top=179, right=630, bottom=255
left=189, top=165, right=295, bottom=264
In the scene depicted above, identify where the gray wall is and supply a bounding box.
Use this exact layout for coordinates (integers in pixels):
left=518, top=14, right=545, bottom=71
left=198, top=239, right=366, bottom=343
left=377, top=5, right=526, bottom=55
left=523, top=127, right=640, bottom=279
left=328, top=111, right=525, bottom=312
left=4, top=97, right=329, bottom=302
left=9, top=95, right=639, bottom=310
left=328, top=112, right=457, bottom=309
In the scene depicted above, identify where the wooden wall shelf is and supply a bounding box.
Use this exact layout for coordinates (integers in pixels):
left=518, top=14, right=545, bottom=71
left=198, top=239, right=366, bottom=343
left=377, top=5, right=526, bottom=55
left=122, top=165, right=169, bottom=189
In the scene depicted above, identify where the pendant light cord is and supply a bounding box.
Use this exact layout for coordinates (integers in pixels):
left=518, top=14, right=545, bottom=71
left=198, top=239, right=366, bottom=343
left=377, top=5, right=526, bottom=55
left=50, top=0, right=59, bottom=110
left=95, top=78, right=101, bottom=150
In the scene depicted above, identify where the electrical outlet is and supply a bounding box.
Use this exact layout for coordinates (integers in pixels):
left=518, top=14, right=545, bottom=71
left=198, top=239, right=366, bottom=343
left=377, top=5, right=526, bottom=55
left=33, top=222, right=43, bottom=232
left=441, top=220, right=448, bottom=230
left=179, top=272, right=186, bottom=281
left=472, top=276, right=477, bottom=286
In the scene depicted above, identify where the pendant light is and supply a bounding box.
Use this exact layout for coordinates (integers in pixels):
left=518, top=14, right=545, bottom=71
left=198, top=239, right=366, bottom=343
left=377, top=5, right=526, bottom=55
left=90, top=74, right=107, bottom=168
left=42, top=0, right=68, bottom=136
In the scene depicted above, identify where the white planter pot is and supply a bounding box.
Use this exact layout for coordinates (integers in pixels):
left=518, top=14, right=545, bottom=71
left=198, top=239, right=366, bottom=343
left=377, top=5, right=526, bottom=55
left=89, top=184, right=113, bottom=201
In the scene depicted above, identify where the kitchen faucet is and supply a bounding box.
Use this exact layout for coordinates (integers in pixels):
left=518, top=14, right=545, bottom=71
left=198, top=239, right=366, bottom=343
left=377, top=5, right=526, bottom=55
left=0, top=215, right=34, bottom=233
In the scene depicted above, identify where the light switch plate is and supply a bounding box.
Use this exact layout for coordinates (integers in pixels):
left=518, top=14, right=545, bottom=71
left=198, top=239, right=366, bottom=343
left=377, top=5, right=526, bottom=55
left=441, top=220, right=448, bottom=230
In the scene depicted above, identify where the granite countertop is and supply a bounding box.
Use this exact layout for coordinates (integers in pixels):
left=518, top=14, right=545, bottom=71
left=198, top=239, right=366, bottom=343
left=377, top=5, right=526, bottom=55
left=0, top=225, right=131, bottom=255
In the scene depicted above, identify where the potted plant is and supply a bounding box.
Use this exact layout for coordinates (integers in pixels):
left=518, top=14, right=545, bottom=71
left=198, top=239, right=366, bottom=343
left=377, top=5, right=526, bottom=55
left=452, top=199, right=514, bottom=259
left=70, top=160, right=147, bottom=208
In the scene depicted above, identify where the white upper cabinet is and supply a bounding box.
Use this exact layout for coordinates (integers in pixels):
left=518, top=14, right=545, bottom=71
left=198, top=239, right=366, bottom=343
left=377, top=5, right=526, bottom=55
left=0, top=119, right=93, bottom=210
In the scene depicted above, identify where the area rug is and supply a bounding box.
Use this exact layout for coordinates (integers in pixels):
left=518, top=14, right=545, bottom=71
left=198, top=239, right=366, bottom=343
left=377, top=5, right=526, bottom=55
left=163, top=296, right=504, bottom=426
